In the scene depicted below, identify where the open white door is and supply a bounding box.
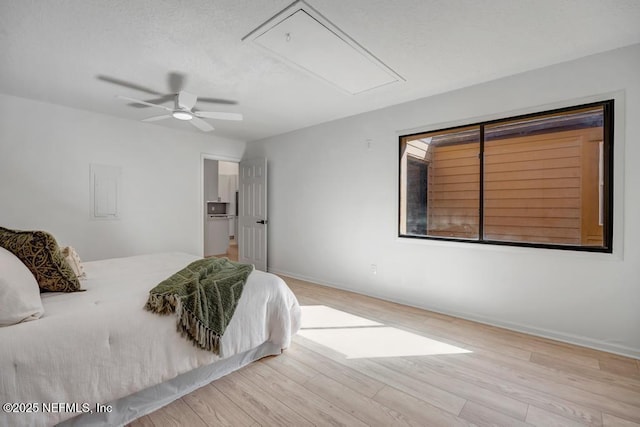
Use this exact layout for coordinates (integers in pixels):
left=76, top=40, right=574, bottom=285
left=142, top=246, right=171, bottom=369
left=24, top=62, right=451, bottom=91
left=238, top=158, right=267, bottom=271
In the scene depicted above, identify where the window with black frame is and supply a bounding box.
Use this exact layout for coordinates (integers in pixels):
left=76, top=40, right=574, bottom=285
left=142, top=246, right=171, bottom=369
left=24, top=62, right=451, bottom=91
left=399, top=100, right=613, bottom=252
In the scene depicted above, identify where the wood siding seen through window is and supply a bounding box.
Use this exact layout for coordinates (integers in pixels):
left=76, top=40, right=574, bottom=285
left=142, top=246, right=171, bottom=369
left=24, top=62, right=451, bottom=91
left=483, top=127, right=603, bottom=246
left=427, top=142, right=479, bottom=238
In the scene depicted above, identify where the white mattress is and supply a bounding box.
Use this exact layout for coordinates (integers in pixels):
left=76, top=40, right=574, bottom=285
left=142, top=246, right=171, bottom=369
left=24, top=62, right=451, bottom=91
left=0, top=252, right=301, bottom=427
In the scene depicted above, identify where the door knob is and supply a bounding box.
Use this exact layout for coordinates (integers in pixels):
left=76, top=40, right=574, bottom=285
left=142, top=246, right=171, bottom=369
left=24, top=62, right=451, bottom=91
left=256, top=220, right=268, bottom=225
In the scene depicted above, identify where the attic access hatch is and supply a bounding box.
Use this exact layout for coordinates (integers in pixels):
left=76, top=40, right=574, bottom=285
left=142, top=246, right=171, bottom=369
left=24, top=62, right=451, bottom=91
left=242, top=0, right=403, bottom=95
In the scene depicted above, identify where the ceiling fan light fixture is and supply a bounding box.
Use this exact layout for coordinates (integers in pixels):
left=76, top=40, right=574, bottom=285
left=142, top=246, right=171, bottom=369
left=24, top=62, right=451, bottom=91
left=117, top=92, right=239, bottom=132
left=172, top=110, right=193, bottom=121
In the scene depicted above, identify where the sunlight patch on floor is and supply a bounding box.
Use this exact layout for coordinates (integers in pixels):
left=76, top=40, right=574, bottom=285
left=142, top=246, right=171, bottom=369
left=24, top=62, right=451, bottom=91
left=299, top=305, right=471, bottom=359
left=300, top=305, right=382, bottom=328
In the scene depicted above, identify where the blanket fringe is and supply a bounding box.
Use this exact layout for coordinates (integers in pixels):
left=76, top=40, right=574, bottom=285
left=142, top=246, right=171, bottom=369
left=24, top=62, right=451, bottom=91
left=144, top=293, right=178, bottom=315
left=176, top=299, right=221, bottom=353
left=145, top=293, right=221, bottom=354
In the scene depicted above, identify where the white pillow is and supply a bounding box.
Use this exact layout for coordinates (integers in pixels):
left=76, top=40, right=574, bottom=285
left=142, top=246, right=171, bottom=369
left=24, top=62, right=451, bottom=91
left=0, top=246, right=44, bottom=326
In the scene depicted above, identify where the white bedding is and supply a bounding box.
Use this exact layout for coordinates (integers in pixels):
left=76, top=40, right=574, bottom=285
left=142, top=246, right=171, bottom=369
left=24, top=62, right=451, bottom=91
left=0, top=252, right=301, bottom=427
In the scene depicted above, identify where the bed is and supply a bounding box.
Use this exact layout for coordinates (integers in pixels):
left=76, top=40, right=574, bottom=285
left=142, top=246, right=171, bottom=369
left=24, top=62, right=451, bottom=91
left=0, top=251, right=301, bottom=427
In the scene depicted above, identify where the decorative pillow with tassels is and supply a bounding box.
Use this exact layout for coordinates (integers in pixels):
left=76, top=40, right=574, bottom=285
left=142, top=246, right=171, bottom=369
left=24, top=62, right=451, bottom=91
left=61, top=246, right=86, bottom=280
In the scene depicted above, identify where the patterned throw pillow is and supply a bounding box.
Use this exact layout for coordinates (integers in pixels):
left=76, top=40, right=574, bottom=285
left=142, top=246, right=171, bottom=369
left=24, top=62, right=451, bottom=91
left=0, top=227, right=82, bottom=292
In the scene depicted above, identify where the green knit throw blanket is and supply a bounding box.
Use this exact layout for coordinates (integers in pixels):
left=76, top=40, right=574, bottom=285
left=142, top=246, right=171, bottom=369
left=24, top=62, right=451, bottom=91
left=144, top=257, right=254, bottom=354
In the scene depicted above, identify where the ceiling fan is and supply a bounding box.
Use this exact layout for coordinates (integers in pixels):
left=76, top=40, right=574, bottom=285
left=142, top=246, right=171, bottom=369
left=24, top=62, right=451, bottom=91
left=117, top=91, right=243, bottom=132
left=98, top=73, right=238, bottom=106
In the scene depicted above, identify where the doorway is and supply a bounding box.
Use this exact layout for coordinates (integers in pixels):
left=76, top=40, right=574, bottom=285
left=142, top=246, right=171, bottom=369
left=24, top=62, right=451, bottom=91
left=201, top=155, right=240, bottom=261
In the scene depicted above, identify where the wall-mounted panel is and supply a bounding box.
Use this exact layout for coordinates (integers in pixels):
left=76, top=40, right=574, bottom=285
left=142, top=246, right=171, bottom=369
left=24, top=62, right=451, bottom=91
left=90, top=163, right=121, bottom=220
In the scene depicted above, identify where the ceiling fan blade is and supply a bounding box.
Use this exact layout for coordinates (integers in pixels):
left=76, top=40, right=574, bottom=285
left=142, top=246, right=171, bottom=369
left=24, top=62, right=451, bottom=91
left=97, top=75, right=162, bottom=95
left=196, top=97, right=238, bottom=105
left=177, top=91, right=197, bottom=110
left=190, top=117, right=214, bottom=132
left=194, top=111, right=243, bottom=121
left=128, top=94, right=175, bottom=108
left=116, top=95, right=173, bottom=111
left=142, top=115, right=172, bottom=122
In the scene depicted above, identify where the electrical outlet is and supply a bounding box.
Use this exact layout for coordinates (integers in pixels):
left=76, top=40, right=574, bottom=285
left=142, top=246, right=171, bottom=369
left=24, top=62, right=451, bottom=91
left=370, top=264, right=377, bottom=275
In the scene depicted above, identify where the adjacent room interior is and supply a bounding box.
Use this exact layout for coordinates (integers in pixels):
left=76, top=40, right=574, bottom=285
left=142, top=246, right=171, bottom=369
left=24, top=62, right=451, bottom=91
left=1, top=1, right=639, bottom=426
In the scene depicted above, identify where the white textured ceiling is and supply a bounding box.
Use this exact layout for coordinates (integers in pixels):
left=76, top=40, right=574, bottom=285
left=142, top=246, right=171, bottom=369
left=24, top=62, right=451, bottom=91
left=1, top=0, right=639, bottom=142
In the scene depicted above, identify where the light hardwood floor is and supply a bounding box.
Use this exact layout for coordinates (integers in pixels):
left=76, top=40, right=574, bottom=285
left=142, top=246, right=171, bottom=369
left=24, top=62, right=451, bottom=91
left=225, top=238, right=238, bottom=262
left=130, top=275, right=640, bottom=427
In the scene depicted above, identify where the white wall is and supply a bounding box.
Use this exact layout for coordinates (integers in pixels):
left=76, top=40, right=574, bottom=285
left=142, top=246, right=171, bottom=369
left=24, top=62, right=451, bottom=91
left=0, top=94, right=245, bottom=261
left=245, top=44, right=640, bottom=358
left=203, top=159, right=219, bottom=202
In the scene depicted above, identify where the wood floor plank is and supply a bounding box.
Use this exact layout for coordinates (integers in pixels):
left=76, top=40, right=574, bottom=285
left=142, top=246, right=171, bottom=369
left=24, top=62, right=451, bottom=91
left=284, top=340, right=386, bottom=398
left=294, top=334, right=467, bottom=416
left=524, top=353, right=640, bottom=406
left=213, top=371, right=313, bottom=426
left=259, top=351, right=317, bottom=385
left=416, top=354, right=603, bottom=426
left=378, top=355, right=529, bottom=420
left=603, top=413, right=640, bottom=426
left=127, top=414, right=155, bottom=427
left=447, top=352, right=640, bottom=423
left=182, top=383, right=256, bottom=427
left=238, top=361, right=369, bottom=426
left=599, top=357, right=640, bottom=379
left=530, top=352, right=640, bottom=394
left=373, top=385, right=472, bottom=427
left=454, top=317, right=601, bottom=369
left=442, top=345, right=640, bottom=407
left=147, top=398, right=207, bottom=427
left=459, top=401, right=533, bottom=427
left=302, top=372, right=421, bottom=426
left=526, top=404, right=595, bottom=427
left=405, top=316, right=534, bottom=361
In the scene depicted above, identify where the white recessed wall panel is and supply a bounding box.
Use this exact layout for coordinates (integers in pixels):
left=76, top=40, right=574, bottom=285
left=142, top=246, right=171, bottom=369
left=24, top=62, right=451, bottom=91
left=90, top=163, right=121, bottom=220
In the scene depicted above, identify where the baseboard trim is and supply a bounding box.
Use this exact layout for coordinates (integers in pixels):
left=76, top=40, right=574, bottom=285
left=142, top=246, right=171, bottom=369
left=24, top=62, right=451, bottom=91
left=270, top=267, right=640, bottom=360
